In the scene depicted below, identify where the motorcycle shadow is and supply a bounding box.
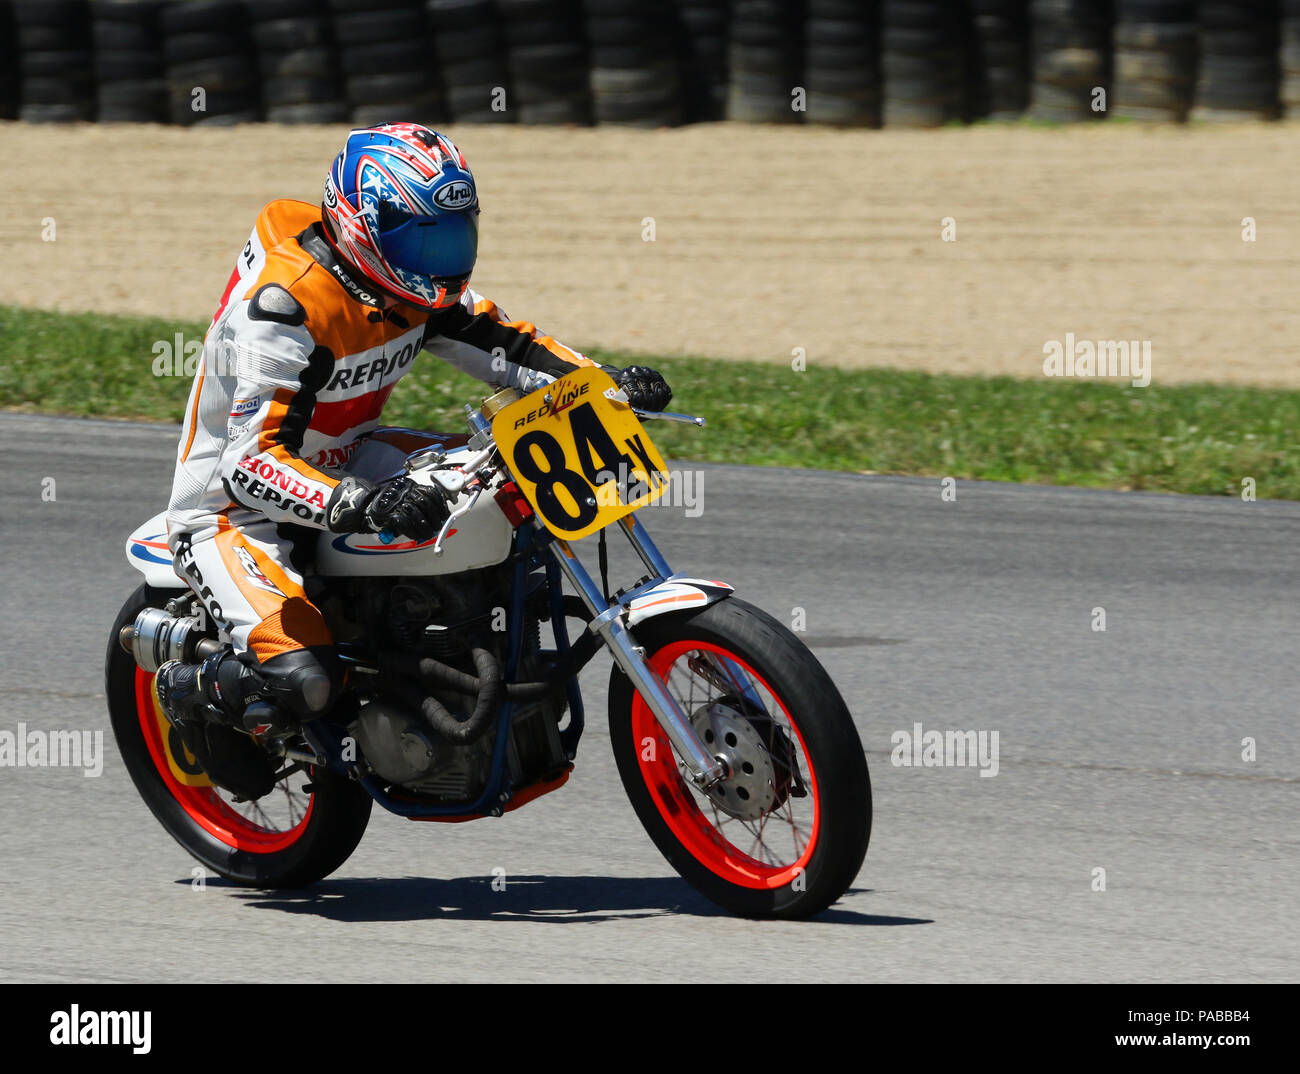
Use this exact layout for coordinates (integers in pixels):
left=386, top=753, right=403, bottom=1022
left=201, top=875, right=929, bottom=925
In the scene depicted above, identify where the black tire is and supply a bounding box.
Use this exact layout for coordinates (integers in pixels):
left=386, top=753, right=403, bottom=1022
left=432, top=26, right=501, bottom=59
left=253, top=16, right=334, bottom=52
left=444, top=83, right=514, bottom=120
left=258, top=47, right=336, bottom=78
left=163, top=30, right=250, bottom=65
left=21, top=76, right=95, bottom=107
left=158, top=0, right=245, bottom=36
left=263, top=75, right=337, bottom=106
left=339, top=38, right=427, bottom=72
left=346, top=70, right=430, bottom=103
left=92, top=23, right=160, bottom=54
left=334, top=7, right=427, bottom=44
left=94, top=50, right=166, bottom=82
left=19, top=102, right=95, bottom=122
left=105, top=584, right=372, bottom=889
left=246, top=0, right=325, bottom=18
left=608, top=597, right=871, bottom=919
left=167, top=56, right=258, bottom=93
left=21, top=50, right=93, bottom=78
left=97, top=77, right=168, bottom=115
left=441, top=56, right=509, bottom=89
left=349, top=93, right=445, bottom=125
left=427, top=0, right=497, bottom=33
left=15, top=1, right=91, bottom=53
left=266, top=100, right=350, bottom=123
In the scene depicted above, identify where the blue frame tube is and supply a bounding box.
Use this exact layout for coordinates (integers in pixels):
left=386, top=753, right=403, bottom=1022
left=345, top=523, right=586, bottom=819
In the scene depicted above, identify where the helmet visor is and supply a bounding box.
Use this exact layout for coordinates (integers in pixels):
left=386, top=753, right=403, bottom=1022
left=379, top=209, right=478, bottom=282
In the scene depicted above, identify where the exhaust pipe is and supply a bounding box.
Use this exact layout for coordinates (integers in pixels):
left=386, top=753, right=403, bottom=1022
left=121, top=608, right=223, bottom=672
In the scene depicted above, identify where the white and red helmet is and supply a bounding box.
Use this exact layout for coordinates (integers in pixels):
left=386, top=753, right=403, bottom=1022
left=323, top=123, right=479, bottom=310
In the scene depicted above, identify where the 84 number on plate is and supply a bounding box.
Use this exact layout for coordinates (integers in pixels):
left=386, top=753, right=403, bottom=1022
left=491, top=367, right=670, bottom=540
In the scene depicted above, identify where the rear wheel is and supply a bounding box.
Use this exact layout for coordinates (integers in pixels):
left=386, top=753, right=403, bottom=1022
left=609, top=597, right=871, bottom=918
left=106, top=584, right=372, bottom=887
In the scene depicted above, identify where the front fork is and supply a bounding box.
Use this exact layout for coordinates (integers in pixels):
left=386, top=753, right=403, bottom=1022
left=547, top=516, right=727, bottom=790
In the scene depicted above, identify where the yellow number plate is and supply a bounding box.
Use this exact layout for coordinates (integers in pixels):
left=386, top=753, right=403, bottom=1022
left=491, top=366, right=669, bottom=540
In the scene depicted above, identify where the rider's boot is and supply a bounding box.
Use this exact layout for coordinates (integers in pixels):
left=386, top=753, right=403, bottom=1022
left=152, top=651, right=280, bottom=800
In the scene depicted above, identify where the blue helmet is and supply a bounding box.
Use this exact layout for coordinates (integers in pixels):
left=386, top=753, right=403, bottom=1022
left=323, top=123, right=479, bottom=310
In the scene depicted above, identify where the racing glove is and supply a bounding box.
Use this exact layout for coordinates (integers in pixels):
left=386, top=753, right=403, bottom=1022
left=326, top=475, right=450, bottom=541
left=605, top=365, right=673, bottom=412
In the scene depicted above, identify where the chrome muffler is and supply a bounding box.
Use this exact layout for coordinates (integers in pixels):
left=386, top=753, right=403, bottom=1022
left=119, top=607, right=223, bottom=673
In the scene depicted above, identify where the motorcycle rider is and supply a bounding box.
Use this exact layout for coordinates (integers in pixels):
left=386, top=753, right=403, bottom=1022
left=153, top=122, right=672, bottom=799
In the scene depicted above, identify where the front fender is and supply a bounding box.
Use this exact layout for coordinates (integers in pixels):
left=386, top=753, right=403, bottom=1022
left=624, top=575, right=734, bottom=628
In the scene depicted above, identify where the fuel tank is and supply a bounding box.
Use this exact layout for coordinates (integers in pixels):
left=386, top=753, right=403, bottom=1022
left=313, top=433, right=514, bottom=577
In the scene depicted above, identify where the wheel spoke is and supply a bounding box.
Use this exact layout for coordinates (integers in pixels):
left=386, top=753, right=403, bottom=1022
left=643, top=642, right=819, bottom=879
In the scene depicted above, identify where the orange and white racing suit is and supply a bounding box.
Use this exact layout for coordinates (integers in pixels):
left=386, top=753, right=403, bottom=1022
left=166, top=198, right=596, bottom=671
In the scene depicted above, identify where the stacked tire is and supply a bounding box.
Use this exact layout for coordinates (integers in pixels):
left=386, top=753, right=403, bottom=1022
left=250, top=0, right=347, bottom=125
left=161, top=0, right=259, bottom=126
left=331, top=0, right=443, bottom=127
left=804, top=0, right=880, bottom=128
left=1192, top=0, right=1280, bottom=121
left=0, top=2, right=19, bottom=120
left=1029, top=0, right=1113, bottom=121
left=967, top=0, right=1031, bottom=120
left=1285, top=0, right=1300, bottom=116
left=427, top=0, right=513, bottom=123
left=500, top=0, right=591, bottom=125
left=92, top=0, right=167, bottom=124
left=727, top=0, right=804, bottom=123
left=675, top=0, right=729, bottom=122
left=1111, top=0, right=1197, bottom=122
left=881, top=0, right=964, bottom=127
left=584, top=0, right=683, bottom=127
left=14, top=0, right=95, bottom=123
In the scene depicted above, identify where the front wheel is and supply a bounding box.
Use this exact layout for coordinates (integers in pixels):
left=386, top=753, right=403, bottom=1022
left=608, top=597, right=871, bottom=918
left=106, top=583, right=373, bottom=887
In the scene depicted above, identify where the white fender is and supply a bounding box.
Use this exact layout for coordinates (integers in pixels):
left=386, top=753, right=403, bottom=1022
left=124, top=512, right=187, bottom=589
left=625, top=575, right=734, bottom=627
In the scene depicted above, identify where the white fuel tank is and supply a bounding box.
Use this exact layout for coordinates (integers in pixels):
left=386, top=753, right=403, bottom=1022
left=313, top=435, right=515, bottom=577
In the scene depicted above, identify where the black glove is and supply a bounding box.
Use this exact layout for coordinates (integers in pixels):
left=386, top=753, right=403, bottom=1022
left=325, top=475, right=376, bottom=533
left=364, top=476, right=451, bottom=542
left=325, top=474, right=449, bottom=541
left=611, top=365, right=672, bottom=412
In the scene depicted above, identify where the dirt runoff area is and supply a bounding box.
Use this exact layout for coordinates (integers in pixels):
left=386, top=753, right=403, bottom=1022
left=3, top=120, right=1298, bottom=387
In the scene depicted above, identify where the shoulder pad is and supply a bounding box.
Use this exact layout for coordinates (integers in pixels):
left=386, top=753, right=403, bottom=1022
left=248, top=284, right=306, bottom=327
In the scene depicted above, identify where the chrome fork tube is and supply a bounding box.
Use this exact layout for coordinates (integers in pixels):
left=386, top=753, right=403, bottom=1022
left=618, top=514, right=673, bottom=578
left=547, top=532, right=725, bottom=788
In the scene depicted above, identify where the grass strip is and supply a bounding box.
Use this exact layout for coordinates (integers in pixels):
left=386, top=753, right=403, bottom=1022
left=2, top=304, right=1294, bottom=499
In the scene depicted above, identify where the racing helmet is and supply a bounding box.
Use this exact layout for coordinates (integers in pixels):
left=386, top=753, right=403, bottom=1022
left=322, top=122, right=479, bottom=310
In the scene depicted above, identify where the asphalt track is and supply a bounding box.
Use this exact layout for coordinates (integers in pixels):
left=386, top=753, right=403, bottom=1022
left=0, top=412, right=1296, bottom=983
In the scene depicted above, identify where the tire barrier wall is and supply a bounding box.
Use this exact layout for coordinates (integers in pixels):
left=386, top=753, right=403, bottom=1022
left=0, top=0, right=1293, bottom=126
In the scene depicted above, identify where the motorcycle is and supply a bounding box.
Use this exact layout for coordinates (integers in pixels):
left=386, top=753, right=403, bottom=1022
left=105, top=366, right=871, bottom=917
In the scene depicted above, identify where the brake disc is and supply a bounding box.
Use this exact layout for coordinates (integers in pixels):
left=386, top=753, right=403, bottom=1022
left=690, top=700, right=778, bottom=821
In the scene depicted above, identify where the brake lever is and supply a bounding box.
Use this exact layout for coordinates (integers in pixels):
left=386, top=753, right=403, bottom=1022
left=431, top=485, right=484, bottom=556
left=633, top=409, right=706, bottom=427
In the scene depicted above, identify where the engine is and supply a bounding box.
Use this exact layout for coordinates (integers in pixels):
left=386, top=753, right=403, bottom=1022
left=344, top=568, right=569, bottom=803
